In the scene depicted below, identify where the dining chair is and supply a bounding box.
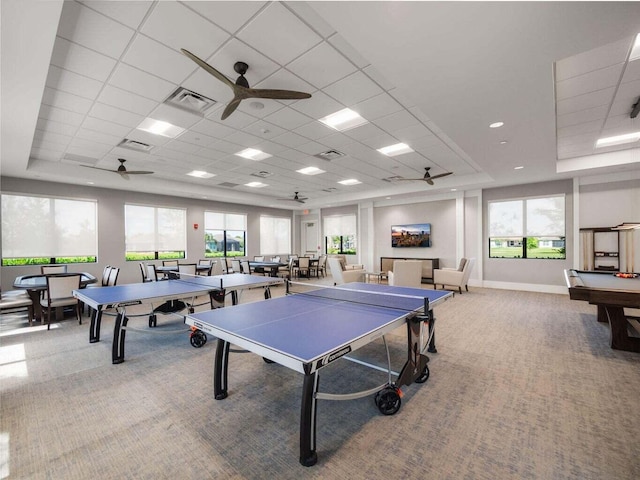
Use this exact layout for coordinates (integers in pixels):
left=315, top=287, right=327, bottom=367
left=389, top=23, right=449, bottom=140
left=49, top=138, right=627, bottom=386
left=240, top=260, right=252, bottom=274
left=210, top=260, right=224, bottom=276
left=40, top=273, right=82, bottom=329
left=296, top=257, right=311, bottom=279
left=0, top=289, right=34, bottom=326
left=143, top=263, right=158, bottom=282
left=198, top=259, right=213, bottom=275
left=178, top=264, right=197, bottom=277
left=253, top=256, right=264, bottom=261
left=41, top=265, right=67, bottom=274
left=313, top=255, right=327, bottom=278
left=230, top=259, right=241, bottom=274
left=162, top=260, right=179, bottom=267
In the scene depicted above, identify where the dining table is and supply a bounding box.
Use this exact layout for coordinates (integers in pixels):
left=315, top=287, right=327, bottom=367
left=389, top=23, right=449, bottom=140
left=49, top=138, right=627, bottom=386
left=13, top=272, right=97, bottom=322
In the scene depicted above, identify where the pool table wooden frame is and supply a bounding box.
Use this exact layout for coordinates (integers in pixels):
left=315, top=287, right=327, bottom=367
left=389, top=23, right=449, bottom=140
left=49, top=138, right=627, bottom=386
left=564, top=269, right=640, bottom=352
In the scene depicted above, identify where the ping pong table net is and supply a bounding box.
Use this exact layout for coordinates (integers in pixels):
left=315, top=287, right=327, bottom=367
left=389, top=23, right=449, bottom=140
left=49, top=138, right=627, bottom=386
left=286, top=281, right=429, bottom=313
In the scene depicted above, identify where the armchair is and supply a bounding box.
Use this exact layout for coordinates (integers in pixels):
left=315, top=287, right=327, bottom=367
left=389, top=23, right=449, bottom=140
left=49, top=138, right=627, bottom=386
left=433, top=258, right=475, bottom=294
left=387, top=260, right=423, bottom=288
left=327, top=258, right=365, bottom=285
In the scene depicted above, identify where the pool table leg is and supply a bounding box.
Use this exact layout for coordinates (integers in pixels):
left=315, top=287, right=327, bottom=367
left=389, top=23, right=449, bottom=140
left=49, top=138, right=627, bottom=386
left=604, top=305, right=640, bottom=352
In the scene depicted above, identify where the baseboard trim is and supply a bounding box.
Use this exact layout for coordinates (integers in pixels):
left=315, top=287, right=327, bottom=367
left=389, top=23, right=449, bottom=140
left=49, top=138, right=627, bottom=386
left=470, top=280, right=567, bottom=295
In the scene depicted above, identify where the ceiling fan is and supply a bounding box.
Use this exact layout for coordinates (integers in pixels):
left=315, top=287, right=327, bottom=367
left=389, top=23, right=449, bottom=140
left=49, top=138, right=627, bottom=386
left=181, top=48, right=312, bottom=120
left=81, top=158, right=154, bottom=180
left=396, top=167, right=453, bottom=185
left=277, top=192, right=308, bottom=204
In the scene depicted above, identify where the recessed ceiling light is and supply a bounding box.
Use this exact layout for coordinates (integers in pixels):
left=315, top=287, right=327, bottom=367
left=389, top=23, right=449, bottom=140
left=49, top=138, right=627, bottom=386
left=87, top=181, right=94, bottom=185
left=596, top=131, right=640, bottom=147
left=235, top=148, right=272, bottom=161
left=137, top=118, right=185, bottom=138
left=297, top=166, right=325, bottom=175
left=377, top=143, right=414, bottom=156
left=187, top=170, right=215, bottom=179
left=630, top=33, right=640, bottom=61
left=514, top=166, right=524, bottom=170
left=338, top=178, right=361, bottom=186
left=245, top=181, right=268, bottom=188
left=319, top=108, right=368, bottom=131
left=385, top=197, right=391, bottom=200
left=489, top=122, right=504, bottom=128
left=450, top=188, right=457, bottom=191
left=500, top=140, right=508, bottom=145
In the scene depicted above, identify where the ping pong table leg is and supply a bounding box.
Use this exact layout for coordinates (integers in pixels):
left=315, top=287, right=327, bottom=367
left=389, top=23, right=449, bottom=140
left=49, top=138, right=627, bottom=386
left=427, top=311, right=437, bottom=353
left=300, top=372, right=319, bottom=467
left=89, top=308, right=102, bottom=343
left=214, top=339, right=230, bottom=400
left=112, top=310, right=128, bottom=364
left=264, top=286, right=272, bottom=300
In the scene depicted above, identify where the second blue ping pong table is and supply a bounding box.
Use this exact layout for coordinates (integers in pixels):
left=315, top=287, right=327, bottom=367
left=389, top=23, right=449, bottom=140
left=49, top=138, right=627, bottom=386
left=74, top=273, right=283, bottom=364
left=185, top=281, right=453, bottom=466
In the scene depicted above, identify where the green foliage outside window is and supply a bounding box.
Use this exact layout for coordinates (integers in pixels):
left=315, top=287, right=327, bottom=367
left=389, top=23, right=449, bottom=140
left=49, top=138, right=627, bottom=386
left=2, top=256, right=97, bottom=266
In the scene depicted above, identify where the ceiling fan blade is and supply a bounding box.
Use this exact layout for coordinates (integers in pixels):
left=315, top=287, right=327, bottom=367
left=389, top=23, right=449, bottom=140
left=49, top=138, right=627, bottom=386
left=181, top=48, right=234, bottom=89
left=80, top=165, right=117, bottom=173
left=221, top=97, right=243, bottom=120
left=118, top=172, right=130, bottom=180
left=246, top=88, right=312, bottom=100
left=125, top=171, right=154, bottom=175
left=428, top=172, right=453, bottom=181
left=426, top=179, right=434, bottom=185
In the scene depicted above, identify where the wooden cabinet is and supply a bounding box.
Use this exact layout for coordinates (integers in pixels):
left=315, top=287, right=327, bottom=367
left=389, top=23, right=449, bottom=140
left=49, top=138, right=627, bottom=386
left=380, top=256, right=440, bottom=283
left=581, top=227, right=620, bottom=272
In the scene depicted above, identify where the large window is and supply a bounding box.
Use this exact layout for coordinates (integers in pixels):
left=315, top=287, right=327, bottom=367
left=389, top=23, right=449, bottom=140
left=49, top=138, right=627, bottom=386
left=125, top=204, right=186, bottom=261
left=204, top=212, right=246, bottom=258
left=260, top=216, right=291, bottom=255
left=489, top=195, right=565, bottom=259
left=324, top=214, right=357, bottom=255
left=2, top=194, right=97, bottom=266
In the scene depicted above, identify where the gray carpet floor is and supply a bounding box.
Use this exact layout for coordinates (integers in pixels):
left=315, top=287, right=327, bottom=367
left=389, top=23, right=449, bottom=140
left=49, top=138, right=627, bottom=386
left=1, top=278, right=640, bottom=479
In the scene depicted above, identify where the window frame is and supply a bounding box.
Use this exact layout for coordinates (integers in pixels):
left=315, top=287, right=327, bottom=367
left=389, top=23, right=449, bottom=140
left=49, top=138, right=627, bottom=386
left=204, top=211, right=247, bottom=258
left=259, top=215, right=291, bottom=255
left=124, top=203, right=187, bottom=262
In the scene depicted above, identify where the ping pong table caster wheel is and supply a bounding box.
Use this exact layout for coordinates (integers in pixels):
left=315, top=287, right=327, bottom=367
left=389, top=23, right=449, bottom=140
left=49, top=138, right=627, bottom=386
left=148, top=315, right=157, bottom=328
left=262, top=357, right=275, bottom=364
left=190, top=330, right=207, bottom=348
left=375, top=386, right=402, bottom=415
left=415, top=365, right=430, bottom=384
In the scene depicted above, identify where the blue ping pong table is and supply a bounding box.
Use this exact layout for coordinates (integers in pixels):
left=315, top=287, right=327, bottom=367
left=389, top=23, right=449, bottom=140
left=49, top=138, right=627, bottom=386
left=74, top=273, right=283, bottom=364
left=185, top=281, right=452, bottom=466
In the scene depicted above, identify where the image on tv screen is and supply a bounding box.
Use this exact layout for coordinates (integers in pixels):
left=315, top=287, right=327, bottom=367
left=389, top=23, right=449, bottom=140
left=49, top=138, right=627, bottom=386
left=391, top=223, right=431, bottom=247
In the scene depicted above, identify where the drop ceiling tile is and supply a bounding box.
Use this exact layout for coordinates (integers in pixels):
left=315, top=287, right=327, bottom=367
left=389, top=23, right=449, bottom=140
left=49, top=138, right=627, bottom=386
left=50, top=37, right=117, bottom=82
left=556, top=105, right=608, bottom=128
left=374, top=110, right=419, bottom=133
left=293, top=121, right=335, bottom=141
left=45, top=65, right=103, bottom=100
left=613, top=78, right=640, bottom=105
left=242, top=120, right=286, bottom=139
left=555, top=63, right=624, bottom=100
left=392, top=124, right=437, bottom=143
left=74, top=128, right=122, bottom=147
left=327, top=33, right=370, bottom=69
left=207, top=38, right=279, bottom=86
left=362, top=65, right=395, bottom=91
left=191, top=118, right=237, bottom=140
left=31, top=149, right=64, bottom=162
left=352, top=93, right=403, bottom=122
left=359, top=133, right=399, bottom=150
left=557, top=87, right=616, bottom=116
left=622, top=59, right=640, bottom=83
left=237, top=2, right=321, bottom=65
left=122, top=34, right=194, bottom=85
left=79, top=0, right=154, bottom=29
left=555, top=36, right=632, bottom=82
left=97, top=85, right=157, bottom=116
left=209, top=139, right=245, bottom=154
left=89, top=103, right=144, bottom=128
left=148, top=104, right=202, bottom=130
left=31, top=139, right=66, bottom=154
left=264, top=107, right=312, bottom=130
left=58, top=2, right=135, bottom=59
left=194, top=147, right=229, bottom=162
left=68, top=137, right=113, bottom=156
left=42, top=87, right=93, bottom=115
left=33, top=129, right=73, bottom=147
left=184, top=1, right=266, bottom=34
left=344, top=123, right=387, bottom=143
left=288, top=41, right=356, bottom=89
left=36, top=119, right=78, bottom=137
left=225, top=131, right=264, bottom=148
left=177, top=130, right=218, bottom=148
left=295, top=141, right=327, bottom=155
left=38, top=104, right=85, bottom=127
left=162, top=139, right=202, bottom=155
left=271, top=131, right=310, bottom=148
left=141, top=1, right=228, bottom=55
left=388, top=88, right=416, bottom=110
left=557, top=119, right=603, bottom=138
left=317, top=132, right=356, bottom=149
left=109, top=63, right=177, bottom=102
left=124, top=128, right=170, bottom=148
left=81, top=117, right=132, bottom=138
left=603, top=113, right=636, bottom=131
left=276, top=148, right=310, bottom=162
left=324, top=71, right=382, bottom=107
left=236, top=98, right=285, bottom=119
left=290, top=91, right=342, bottom=119
left=253, top=140, right=289, bottom=155
left=210, top=108, right=258, bottom=129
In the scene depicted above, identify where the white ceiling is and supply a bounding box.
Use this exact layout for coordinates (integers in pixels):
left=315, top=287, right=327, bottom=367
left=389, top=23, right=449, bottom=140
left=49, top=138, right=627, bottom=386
left=2, top=1, right=640, bottom=209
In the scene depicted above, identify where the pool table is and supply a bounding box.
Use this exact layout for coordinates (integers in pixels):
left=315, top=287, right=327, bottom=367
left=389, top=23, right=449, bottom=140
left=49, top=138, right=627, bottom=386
left=564, top=269, right=640, bottom=352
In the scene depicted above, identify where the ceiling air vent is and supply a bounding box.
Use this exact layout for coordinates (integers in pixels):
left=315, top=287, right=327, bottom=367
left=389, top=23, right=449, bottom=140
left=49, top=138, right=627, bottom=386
left=251, top=171, right=273, bottom=178
left=165, top=87, right=216, bottom=115
left=322, top=187, right=338, bottom=193
left=382, top=176, right=404, bottom=182
left=314, top=149, right=345, bottom=161
left=118, top=139, right=153, bottom=152
left=218, top=182, right=239, bottom=188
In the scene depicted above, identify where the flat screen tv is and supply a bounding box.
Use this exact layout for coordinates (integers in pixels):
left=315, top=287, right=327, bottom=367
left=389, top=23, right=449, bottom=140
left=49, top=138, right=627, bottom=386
left=391, top=223, right=431, bottom=247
